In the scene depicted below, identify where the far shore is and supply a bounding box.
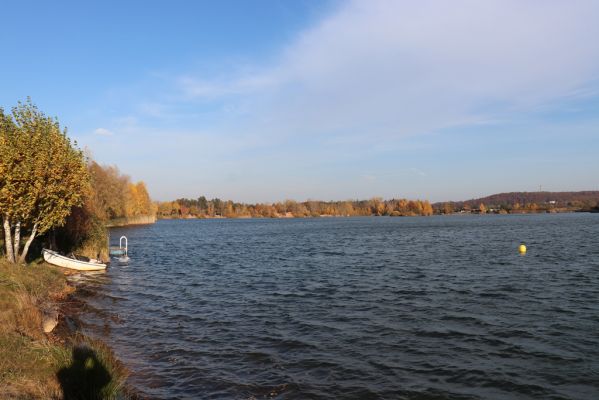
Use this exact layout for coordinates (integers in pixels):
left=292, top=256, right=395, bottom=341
left=156, top=208, right=595, bottom=221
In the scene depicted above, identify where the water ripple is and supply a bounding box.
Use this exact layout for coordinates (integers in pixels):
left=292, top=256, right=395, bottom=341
left=70, top=214, right=599, bottom=399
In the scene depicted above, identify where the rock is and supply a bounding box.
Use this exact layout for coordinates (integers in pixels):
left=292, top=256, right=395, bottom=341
left=42, top=317, right=58, bottom=333
left=42, top=311, right=59, bottom=333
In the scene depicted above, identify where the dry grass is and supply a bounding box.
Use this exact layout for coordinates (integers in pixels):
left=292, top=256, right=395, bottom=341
left=58, top=335, right=129, bottom=400
left=0, top=334, right=66, bottom=398
left=14, top=291, right=45, bottom=340
left=77, top=243, right=109, bottom=263
left=0, top=260, right=66, bottom=336
left=0, top=260, right=128, bottom=399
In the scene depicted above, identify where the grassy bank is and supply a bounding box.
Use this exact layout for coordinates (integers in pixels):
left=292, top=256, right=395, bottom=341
left=0, top=260, right=128, bottom=399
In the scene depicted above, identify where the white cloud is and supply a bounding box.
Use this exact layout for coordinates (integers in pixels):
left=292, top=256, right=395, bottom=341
left=178, top=73, right=279, bottom=99
left=88, top=1, right=599, bottom=201
left=93, top=128, right=114, bottom=136
left=360, top=174, right=377, bottom=181
left=410, top=168, right=427, bottom=177
left=177, top=0, right=599, bottom=140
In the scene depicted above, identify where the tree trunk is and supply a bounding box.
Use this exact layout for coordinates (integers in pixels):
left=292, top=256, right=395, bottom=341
left=3, top=215, right=15, bottom=263
left=49, top=229, right=57, bottom=250
left=13, top=221, right=21, bottom=261
left=19, top=223, right=38, bottom=264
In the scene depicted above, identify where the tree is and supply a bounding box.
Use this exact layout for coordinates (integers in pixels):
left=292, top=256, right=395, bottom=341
left=197, top=196, right=208, bottom=214
left=124, top=181, right=152, bottom=217
left=368, top=197, right=384, bottom=216
left=442, top=202, right=453, bottom=214
left=87, top=160, right=154, bottom=220
left=88, top=161, right=128, bottom=219
left=224, top=200, right=235, bottom=218
left=0, top=100, right=89, bottom=263
left=479, top=203, right=487, bottom=214
left=421, top=200, right=434, bottom=216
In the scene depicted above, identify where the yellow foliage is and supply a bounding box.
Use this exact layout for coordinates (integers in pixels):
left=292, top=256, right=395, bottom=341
left=87, top=161, right=154, bottom=220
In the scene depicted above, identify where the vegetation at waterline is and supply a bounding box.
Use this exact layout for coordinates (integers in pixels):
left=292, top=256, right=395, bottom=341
left=0, top=260, right=127, bottom=399
left=0, top=100, right=89, bottom=263
left=159, top=190, right=599, bottom=219
left=158, top=197, right=435, bottom=218
left=435, top=191, right=599, bottom=214
left=1, top=99, right=155, bottom=262
left=0, top=100, right=140, bottom=398
left=56, top=160, right=155, bottom=260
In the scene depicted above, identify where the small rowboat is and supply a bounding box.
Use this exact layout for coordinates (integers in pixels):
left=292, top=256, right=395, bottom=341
left=43, top=249, right=107, bottom=271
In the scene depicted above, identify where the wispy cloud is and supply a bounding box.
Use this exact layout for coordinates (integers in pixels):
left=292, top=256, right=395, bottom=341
left=360, top=174, right=377, bottom=182
left=82, top=0, right=599, bottom=201
left=93, top=128, right=113, bottom=136
left=170, top=0, right=599, bottom=141
left=178, top=74, right=280, bottom=99
left=410, top=168, right=427, bottom=177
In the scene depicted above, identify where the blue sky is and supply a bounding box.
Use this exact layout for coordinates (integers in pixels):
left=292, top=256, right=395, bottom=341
left=1, top=0, right=598, bottom=202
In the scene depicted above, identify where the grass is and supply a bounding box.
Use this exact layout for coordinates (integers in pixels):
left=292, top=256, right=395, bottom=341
left=0, top=259, right=128, bottom=399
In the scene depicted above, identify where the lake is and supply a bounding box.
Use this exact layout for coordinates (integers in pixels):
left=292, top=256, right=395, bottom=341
left=72, top=214, right=599, bottom=399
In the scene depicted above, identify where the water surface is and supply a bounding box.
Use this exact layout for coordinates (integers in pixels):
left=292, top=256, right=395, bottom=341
left=73, top=214, right=599, bottom=399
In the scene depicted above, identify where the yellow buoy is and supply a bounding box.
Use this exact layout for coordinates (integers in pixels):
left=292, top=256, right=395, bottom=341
left=518, top=244, right=527, bottom=254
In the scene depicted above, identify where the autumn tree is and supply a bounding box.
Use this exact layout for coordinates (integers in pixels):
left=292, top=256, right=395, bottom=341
left=0, top=100, right=89, bottom=263
left=369, top=197, right=385, bottom=216
left=87, top=160, right=154, bottom=220
left=421, top=200, right=434, bottom=216
left=88, top=161, right=128, bottom=219
left=125, top=181, right=152, bottom=217
left=479, top=203, right=487, bottom=214
left=442, top=202, right=454, bottom=214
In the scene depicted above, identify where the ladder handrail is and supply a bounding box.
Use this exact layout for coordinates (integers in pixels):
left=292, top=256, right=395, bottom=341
left=119, top=236, right=128, bottom=256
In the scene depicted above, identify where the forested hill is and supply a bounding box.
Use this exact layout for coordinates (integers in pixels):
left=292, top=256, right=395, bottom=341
left=436, top=191, right=599, bottom=211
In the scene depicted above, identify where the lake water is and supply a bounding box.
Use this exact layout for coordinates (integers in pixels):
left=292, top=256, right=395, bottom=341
left=72, top=214, right=599, bottom=399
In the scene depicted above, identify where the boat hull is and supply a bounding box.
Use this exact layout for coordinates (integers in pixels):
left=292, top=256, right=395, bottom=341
left=43, top=249, right=107, bottom=271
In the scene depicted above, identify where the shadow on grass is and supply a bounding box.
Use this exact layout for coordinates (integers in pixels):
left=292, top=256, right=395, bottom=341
left=57, top=346, right=112, bottom=400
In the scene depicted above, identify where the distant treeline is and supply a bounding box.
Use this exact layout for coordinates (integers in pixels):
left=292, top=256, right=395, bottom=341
left=434, top=191, right=599, bottom=214
left=158, top=190, right=599, bottom=220
left=157, top=197, right=434, bottom=218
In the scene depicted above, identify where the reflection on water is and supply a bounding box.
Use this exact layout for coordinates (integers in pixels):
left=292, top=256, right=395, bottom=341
left=72, top=214, right=599, bottom=399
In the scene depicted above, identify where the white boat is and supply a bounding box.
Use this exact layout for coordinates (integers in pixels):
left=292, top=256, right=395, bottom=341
left=43, top=249, right=107, bottom=271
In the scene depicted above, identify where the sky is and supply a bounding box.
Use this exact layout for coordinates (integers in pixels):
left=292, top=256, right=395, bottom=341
left=1, top=0, right=599, bottom=203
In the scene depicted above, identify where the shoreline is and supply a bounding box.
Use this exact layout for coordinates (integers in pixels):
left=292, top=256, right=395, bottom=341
left=57, top=273, right=146, bottom=400
left=157, top=208, right=594, bottom=221
left=0, top=260, right=132, bottom=399
left=106, top=215, right=157, bottom=228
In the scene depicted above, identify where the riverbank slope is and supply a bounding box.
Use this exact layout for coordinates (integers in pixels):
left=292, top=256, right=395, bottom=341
left=0, top=260, right=127, bottom=399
